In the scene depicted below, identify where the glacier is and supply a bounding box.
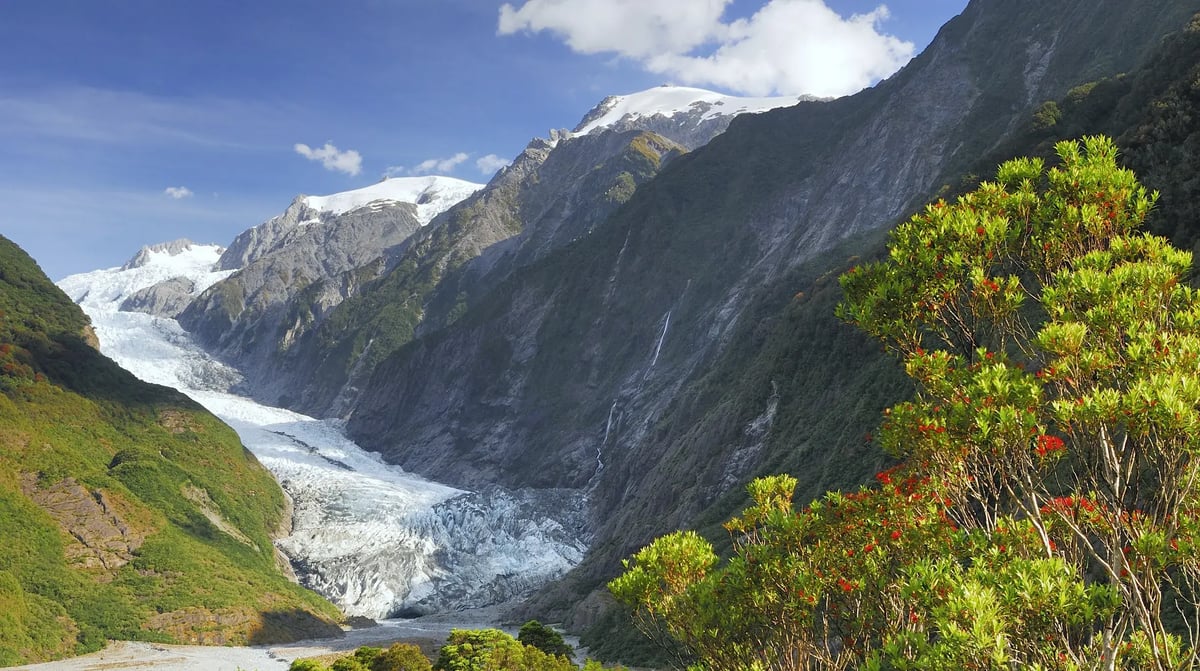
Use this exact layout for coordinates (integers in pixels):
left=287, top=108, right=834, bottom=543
left=58, top=243, right=588, bottom=619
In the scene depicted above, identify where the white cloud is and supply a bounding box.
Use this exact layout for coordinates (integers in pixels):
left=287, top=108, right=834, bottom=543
left=500, top=0, right=732, bottom=59
left=475, top=154, right=510, bottom=175
left=163, top=186, right=193, bottom=199
left=294, top=142, right=363, bottom=176
left=498, top=0, right=914, bottom=97
left=388, top=152, right=471, bottom=177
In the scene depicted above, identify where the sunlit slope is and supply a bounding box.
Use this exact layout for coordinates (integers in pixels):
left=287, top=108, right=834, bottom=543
left=0, top=235, right=340, bottom=667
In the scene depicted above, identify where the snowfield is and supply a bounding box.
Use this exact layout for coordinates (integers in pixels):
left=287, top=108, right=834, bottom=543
left=57, top=242, right=587, bottom=620
left=302, top=175, right=483, bottom=224
left=574, top=84, right=805, bottom=136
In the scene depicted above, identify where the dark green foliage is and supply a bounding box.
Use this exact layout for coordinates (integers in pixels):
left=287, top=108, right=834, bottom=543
left=956, top=13, right=1200, bottom=256
left=517, top=621, right=573, bottom=659
left=433, top=629, right=575, bottom=671
left=372, top=643, right=433, bottom=671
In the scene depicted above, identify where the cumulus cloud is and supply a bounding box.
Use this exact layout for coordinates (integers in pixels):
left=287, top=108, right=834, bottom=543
left=294, top=142, right=363, bottom=176
left=163, top=186, right=193, bottom=199
left=500, top=0, right=731, bottom=59
left=498, top=0, right=914, bottom=97
left=387, top=152, right=471, bottom=177
left=475, top=154, right=510, bottom=175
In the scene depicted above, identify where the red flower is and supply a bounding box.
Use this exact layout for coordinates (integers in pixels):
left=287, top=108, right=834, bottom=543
left=1035, top=434, right=1065, bottom=457
left=891, top=530, right=902, bottom=540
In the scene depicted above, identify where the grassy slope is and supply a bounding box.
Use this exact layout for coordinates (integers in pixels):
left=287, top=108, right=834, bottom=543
left=0, top=236, right=340, bottom=666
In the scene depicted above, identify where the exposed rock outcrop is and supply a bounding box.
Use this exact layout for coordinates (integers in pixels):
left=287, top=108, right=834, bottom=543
left=21, top=476, right=146, bottom=577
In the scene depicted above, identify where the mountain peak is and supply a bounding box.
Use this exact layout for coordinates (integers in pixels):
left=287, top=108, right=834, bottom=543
left=301, top=175, right=483, bottom=225
left=120, top=238, right=211, bottom=270
left=571, top=85, right=813, bottom=137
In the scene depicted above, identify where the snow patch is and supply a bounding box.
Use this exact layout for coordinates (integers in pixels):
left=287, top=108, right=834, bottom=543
left=574, top=85, right=803, bottom=136
left=302, top=176, right=483, bottom=225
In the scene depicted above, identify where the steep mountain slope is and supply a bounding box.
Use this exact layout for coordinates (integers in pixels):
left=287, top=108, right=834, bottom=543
left=348, top=0, right=1199, bottom=496
left=174, top=177, right=481, bottom=394
left=332, top=0, right=1200, bottom=647
left=169, top=86, right=799, bottom=416
left=570, top=11, right=1200, bottom=661
left=0, top=236, right=340, bottom=667
left=573, top=85, right=810, bottom=148
left=257, top=128, right=686, bottom=415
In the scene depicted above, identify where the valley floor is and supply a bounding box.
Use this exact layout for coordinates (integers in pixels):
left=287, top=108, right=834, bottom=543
left=13, top=608, right=515, bottom=671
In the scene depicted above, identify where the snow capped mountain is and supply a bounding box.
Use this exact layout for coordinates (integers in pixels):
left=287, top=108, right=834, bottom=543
left=58, top=246, right=588, bottom=619
left=573, top=84, right=809, bottom=137
left=303, top=175, right=483, bottom=225
left=59, top=240, right=232, bottom=310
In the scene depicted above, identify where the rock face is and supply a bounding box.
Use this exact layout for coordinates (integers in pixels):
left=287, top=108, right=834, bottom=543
left=120, top=276, right=197, bottom=317
left=177, top=196, right=428, bottom=390
left=21, top=476, right=146, bottom=577
left=347, top=0, right=1196, bottom=489
left=247, top=128, right=687, bottom=415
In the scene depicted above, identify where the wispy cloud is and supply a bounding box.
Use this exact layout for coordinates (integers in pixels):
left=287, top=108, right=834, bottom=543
left=0, top=85, right=292, bottom=149
left=387, top=152, right=471, bottom=177
left=475, top=154, right=510, bottom=175
left=498, top=0, right=914, bottom=97
left=163, top=186, right=194, bottom=199
left=294, top=142, right=363, bottom=176
left=0, top=183, right=275, bottom=280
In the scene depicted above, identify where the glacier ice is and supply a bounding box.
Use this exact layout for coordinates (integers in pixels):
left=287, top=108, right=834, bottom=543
left=58, top=246, right=587, bottom=618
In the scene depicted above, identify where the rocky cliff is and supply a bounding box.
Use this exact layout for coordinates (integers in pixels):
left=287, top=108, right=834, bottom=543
left=176, top=179, right=481, bottom=394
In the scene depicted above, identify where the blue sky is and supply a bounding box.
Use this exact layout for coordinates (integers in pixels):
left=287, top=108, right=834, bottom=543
left=1, top=0, right=966, bottom=279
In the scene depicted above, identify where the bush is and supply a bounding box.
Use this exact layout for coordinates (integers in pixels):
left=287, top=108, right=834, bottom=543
left=371, top=643, right=432, bottom=671
left=517, top=621, right=573, bottom=659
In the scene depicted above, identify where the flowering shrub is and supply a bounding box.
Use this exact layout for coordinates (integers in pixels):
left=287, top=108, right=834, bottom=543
left=613, top=138, right=1200, bottom=670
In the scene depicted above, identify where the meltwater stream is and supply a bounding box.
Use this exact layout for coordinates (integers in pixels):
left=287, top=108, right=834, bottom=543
left=58, top=247, right=587, bottom=619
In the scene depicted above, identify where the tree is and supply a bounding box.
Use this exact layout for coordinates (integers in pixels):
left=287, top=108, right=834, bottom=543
left=840, top=135, right=1200, bottom=669
left=611, top=137, right=1200, bottom=670
left=517, top=621, right=574, bottom=659
left=372, top=643, right=433, bottom=671
left=433, top=629, right=575, bottom=671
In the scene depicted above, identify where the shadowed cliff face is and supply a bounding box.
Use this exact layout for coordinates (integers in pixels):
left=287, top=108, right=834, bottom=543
left=248, top=128, right=687, bottom=417
left=176, top=199, right=426, bottom=389
left=338, top=0, right=1200, bottom=633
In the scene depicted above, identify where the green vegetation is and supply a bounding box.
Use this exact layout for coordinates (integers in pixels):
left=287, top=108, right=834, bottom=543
left=289, top=630, right=619, bottom=671
left=611, top=138, right=1200, bottom=668
left=0, top=236, right=340, bottom=665
left=517, top=621, right=574, bottom=659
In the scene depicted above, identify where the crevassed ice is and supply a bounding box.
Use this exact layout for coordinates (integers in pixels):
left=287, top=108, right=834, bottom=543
left=57, top=245, right=587, bottom=618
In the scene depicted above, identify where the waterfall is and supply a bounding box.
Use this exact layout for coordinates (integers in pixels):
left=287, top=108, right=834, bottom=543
left=648, top=310, right=671, bottom=372
left=602, top=399, right=619, bottom=446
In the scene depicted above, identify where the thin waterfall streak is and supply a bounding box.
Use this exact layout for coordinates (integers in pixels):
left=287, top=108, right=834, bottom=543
left=650, top=310, right=671, bottom=370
